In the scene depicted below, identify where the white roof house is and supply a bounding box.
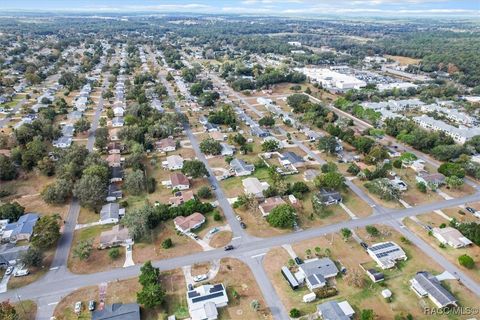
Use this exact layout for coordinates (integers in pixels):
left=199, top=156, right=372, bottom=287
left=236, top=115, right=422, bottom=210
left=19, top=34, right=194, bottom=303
left=296, top=258, right=339, bottom=291
left=432, top=227, right=472, bottom=248
left=187, top=284, right=228, bottom=320
left=242, top=177, right=269, bottom=198
left=414, top=115, right=480, bottom=144
left=53, top=136, right=73, bottom=149
left=367, top=241, right=407, bottom=269
left=162, top=155, right=184, bottom=170
left=410, top=271, right=457, bottom=308
left=317, top=300, right=355, bottom=320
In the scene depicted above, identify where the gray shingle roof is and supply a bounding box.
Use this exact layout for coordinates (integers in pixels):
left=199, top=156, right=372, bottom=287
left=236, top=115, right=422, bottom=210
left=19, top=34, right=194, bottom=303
left=92, top=303, right=140, bottom=320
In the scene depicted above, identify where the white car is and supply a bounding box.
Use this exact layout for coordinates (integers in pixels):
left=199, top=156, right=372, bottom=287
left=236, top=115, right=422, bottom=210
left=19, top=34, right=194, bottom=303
left=236, top=215, right=242, bottom=221
left=193, top=274, right=208, bottom=282
left=14, top=269, right=29, bottom=277
left=74, top=301, right=82, bottom=314
left=5, top=266, right=14, bottom=275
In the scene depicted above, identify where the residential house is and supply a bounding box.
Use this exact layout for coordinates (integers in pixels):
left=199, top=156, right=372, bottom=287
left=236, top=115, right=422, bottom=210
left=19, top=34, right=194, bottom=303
left=106, top=184, right=123, bottom=202
left=0, top=244, right=29, bottom=267
left=173, top=212, right=205, bottom=233
left=313, top=189, right=342, bottom=206
left=99, top=203, right=125, bottom=224
left=416, top=173, right=446, bottom=189
left=250, top=125, right=269, bottom=138
left=305, top=130, right=321, bottom=142
left=295, top=258, right=339, bottom=291
left=317, top=300, right=355, bottom=320
left=220, top=143, right=235, bottom=156
left=113, top=106, right=124, bottom=117
left=107, top=142, right=123, bottom=154
left=92, top=303, right=140, bottom=320
left=242, top=177, right=270, bottom=199
left=432, top=227, right=473, bottom=248
left=110, top=117, right=125, bottom=127
left=407, top=159, right=426, bottom=173
left=280, top=151, right=305, bottom=170
left=155, top=137, right=177, bottom=152
left=110, top=167, right=124, bottom=183
left=229, top=158, right=254, bottom=176
left=106, top=154, right=122, bottom=167
left=170, top=173, right=190, bottom=190
left=259, top=196, right=286, bottom=217
left=68, top=111, right=83, bottom=121
left=169, top=190, right=195, bottom=206
left=98, top=225, right=131, bottom=249
left=52, top=136, right=73, bottom=149
left=366, top=269, right=385, bottom=283
left=410, top=271, right=457, bottom=308
left=187, top=284, right=229, bottom=320
left=2, top=213, right=39, bottom=242
left=61, top=124, right=75, bottom=137
left=204, top=122, right=219, bottom=132
left=389, top=177, right=408, bottom=191
left=386, top=146, right=401, bottom=158
left=367, top=241, right=407, bottom=269
left=209, top=131, right=226, bottom=141
left=163, top=155, right=184, bottom=170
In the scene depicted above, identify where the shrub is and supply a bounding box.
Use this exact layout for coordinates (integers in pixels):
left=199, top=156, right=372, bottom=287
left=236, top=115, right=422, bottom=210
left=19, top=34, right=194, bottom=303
left=458, top=254, right=475, bottom=269
left=162, top=238, right=173, bottom=249
left=213, top=211, right=222, bottom=221
left=289, top=308, right=301, bottom=318
left=366, top=225, right=380, bottom=237
left=109, top=248, right=120, bottom=260
left=197, top=186, right=212, bottom=199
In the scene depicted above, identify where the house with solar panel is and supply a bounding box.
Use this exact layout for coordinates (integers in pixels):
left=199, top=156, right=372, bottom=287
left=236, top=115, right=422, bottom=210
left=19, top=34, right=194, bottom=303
left=410, top=271, right=457, bottom=308
left=294, top=258, right=339, bottom=291
left=366, top=241, right=407, bottom=269
left=187, top=283, right=229, bottom=320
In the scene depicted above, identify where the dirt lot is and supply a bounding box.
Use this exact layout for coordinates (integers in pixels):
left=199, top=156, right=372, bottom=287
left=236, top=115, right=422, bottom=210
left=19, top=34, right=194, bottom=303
left=209, top=230, right=233, bottom=248
left=264, top=226, right=479, bottom=319
left=385, top=55, right=421, bottom=66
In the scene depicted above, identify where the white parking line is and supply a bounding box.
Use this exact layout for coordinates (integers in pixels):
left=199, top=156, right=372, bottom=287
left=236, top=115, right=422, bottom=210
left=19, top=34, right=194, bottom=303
left=232, top=236, right=241, bottom=240
left=251, top=253, right=266, bottom=259
left=49, top=266, right=59, bottom=270
left=47, top=302, right=59, bottom=306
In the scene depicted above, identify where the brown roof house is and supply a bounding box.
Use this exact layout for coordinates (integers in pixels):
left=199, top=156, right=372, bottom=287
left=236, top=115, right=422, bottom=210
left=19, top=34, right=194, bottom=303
left=259, top=196, right=286, bottom=217
left=106, top=154, right=122, bottom=167
left=169, top=190, right=195, bottom=206
left=174, top=212, right=205, bottom=233
left=98, top=225, right=132, bottom=249
left=170, top=173, right=190, bottom=190
left=155, top=137, right=177, bottom=152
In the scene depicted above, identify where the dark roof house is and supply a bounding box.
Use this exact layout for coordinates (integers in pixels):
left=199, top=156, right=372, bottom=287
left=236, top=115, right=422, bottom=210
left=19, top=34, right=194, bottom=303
left=92, top=303, right=140, bottom=320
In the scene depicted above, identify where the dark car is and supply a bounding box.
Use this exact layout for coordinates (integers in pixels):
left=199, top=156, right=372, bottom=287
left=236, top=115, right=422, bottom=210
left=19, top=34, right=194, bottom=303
left=240, top=222, right=246, bottom=229
left=88, top=300, right=96, bottom=312
left=294, top=257, right=303, bottom=265
left=188, top=283, right=194, bottom=291
left=466, top=207, right=476, bottom=214
left=224, top=245, right=234, bottom=251
left=360, top=242, right=368, bottom=250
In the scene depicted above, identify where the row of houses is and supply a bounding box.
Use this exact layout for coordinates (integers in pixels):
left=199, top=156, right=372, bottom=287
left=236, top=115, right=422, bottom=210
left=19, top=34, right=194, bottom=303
left=414, top=114, right=480, bottom=144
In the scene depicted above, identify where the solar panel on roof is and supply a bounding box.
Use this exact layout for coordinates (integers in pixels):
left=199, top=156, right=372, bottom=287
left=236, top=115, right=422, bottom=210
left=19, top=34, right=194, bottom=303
left=188, top=291, right=200, bottom=298
left=191, top=291, right=225, bottom=303
left=210, top=284, right=224, bottom=293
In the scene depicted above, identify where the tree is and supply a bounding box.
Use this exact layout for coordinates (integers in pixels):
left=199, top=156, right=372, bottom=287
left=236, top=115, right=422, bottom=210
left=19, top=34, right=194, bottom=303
left=314, top=172, right=345, bottom=191
left=258, top=116, right=275, bottom=127
left=31, top=215, right=61, bottom=250
left=0, top=202, right=25, bottom=221
left=42, top=179, right=73, bottom=204
left=341, top=228, right=352, bottom=241
left=321, top=162, right=338, bottom=173
left=458, top=254, right=475, bottom=269
left=286, top=94, right=309, bottom=112
left=122, top=205, right=155, bottom=241
left=360, top=309, right=375, bottom=320
left=0, top=301, right=17, bottom=320
left=124, top=170, right=146, bottom=195
left=445, top=175, right=464, bottom=189
left=289, top=308, right=301, bottom=318
left=197, top=186, right=212, bottom=199
left=73, top=174, right=108, bottom=210
left=74, top=118, right=91, bottom=133
left=366, top=225, right=380, bottom=237
left=317, top=136, right=339, bottom=154
left=199, top=138, right=222, bottom=155
left=0, top=155, right=16, bottom=180
left=364, top=178, right=401, bottom=201
left=162, top=238, right=173, bottom=249
left=261, top=139, right=280, bottom=152
left=73, top=240, right=93, bottom=261
left=109, top=248, right=120, bottom=260
left=38, top=156, right=56, bottom=176
left=182, top=160, right=209, bottom=178
left=20, top=247, right=44, bottom=267
left=94, top=127, right=109, bottom=150
left=137, top=261, right=165, bottom=308
left=266, top=204, right=297, bottom=229
left=438, top=162, right=465, bottom=178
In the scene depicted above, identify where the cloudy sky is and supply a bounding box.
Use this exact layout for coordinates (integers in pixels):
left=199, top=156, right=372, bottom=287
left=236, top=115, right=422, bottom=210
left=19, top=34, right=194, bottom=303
left=1, top=0, right=478, bottom=16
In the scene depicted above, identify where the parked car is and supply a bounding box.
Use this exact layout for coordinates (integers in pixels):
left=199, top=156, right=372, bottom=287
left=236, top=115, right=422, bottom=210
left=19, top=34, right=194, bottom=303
left=224, top=245, right=234, bottom=251
left=193, top=274, right=208, bottom=282
left=360, top=242, right=368, bottom=250
left=188, top=283, right=194, bottom=291
left=74, top=301, right=82, bottom=314
left=466, top=207, right=476, bottom=214
left=14, top=269, right=29, bottom=277
left=294, top=257, right=303, bottom=265
left=5, top=266, right=14, bottom=276
left=236, top=215, right=242, bottom=221
left=88, top=300, right=96, bottom=311
left=240, top=222, right=246, bottom=229
left=209, top=227, right=219, bottom=235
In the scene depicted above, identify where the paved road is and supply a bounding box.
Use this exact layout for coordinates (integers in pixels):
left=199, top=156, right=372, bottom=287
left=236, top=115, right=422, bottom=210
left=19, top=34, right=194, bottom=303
left=2, top=191, right=480, bottom=307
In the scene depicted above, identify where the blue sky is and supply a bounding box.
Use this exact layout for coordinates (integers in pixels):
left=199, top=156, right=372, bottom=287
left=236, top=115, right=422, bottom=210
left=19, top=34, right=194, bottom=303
left=1, top=0, right=478, bottom=16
